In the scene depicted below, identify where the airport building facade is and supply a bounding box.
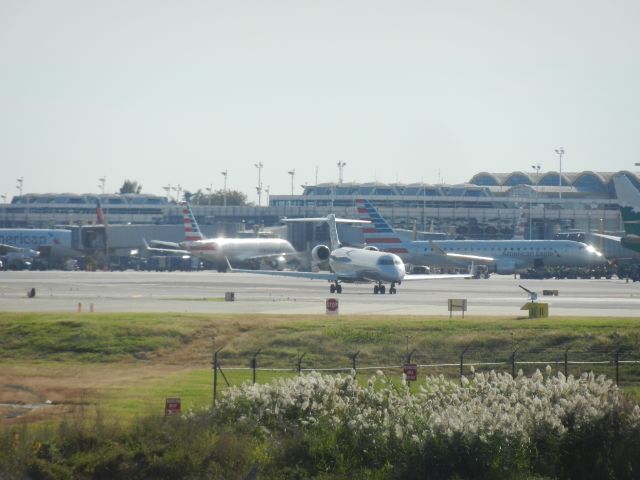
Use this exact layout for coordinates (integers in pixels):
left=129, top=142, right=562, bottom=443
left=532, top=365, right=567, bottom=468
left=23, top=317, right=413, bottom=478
left=2, top=171, right=639, bottom=253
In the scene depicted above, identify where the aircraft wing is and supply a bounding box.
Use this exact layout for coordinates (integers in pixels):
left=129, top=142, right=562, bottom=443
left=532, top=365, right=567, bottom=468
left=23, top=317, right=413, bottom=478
left=592, top=233, right=622, bottom=242
left=226, top=257, right=338, bottom=280
left=244, top=252, right=299, bottom=262
left=430, top=241, right=494, bottom=263
left=142, top=239, right=191, bottom=256
left=402, top=273, right=472, bottom=280
left=0, top=243, right=25, bottom=254
left=281, top=217, right=370, bottom=225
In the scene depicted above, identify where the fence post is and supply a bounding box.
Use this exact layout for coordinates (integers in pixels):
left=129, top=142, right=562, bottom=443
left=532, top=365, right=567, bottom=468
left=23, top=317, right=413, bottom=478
left=511, top=347, right=519, bottom=378
left=251, top=349, right=262, bottom=385
left=405, top=349, right=416, bottom=387
left=564, top=347, right=570, bottom=378
left=349, top=351, right=360, bottom=375
left=297, top=352, right=306, bottom=375
left=615, top=349, right=621, bottom=386
left=213, top=346, right=224, bottom=406
left=460, top=346, right=470, bottom=382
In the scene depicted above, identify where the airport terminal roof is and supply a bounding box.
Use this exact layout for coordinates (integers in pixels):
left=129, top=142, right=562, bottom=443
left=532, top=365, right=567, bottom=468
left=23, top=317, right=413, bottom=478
left=301, top=171, right=640, bottom=197
left=11, top=193, right=168, bottom=205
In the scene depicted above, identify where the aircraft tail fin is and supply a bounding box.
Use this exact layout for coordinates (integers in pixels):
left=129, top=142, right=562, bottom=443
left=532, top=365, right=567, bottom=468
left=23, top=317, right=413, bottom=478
left=96, top=199, right=107, bottom=226
left=613, top=174, right=640, bottom=236
left=181, top=202, right=206, bottom=242
left=355, top=198, right=408, bottom=254
left=326, top=214, right=341, bottom=250
left=512, top=206, right=526, bottom=240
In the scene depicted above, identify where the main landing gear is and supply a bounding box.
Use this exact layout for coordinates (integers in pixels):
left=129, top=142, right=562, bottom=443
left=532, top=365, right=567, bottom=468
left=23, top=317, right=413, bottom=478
left=373, top=282, right=397, bottom=294
left=329, top=282, right=343, bottom=294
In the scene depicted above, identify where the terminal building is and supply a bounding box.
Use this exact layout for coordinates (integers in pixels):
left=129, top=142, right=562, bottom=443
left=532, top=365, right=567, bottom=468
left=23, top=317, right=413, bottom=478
left=1, top=170, right=639, bottom=258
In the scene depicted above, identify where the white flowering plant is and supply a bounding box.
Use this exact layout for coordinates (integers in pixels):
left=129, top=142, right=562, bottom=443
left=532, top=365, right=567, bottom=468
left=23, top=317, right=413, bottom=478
left=208, top=368, right=640, bottom=478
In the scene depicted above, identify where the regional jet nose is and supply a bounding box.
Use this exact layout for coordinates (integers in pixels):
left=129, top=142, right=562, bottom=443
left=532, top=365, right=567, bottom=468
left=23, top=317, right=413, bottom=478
left=585, top=244, right=607, bottom=264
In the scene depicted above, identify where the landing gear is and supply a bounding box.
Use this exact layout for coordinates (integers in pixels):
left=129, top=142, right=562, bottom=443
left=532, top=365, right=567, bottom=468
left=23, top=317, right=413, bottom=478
left=330, top=282, right=342, bottom=294
left=374, top=282, right=397, bottom=294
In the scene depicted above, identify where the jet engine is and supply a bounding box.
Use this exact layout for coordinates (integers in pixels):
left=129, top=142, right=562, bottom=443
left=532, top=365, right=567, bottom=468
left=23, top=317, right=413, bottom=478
left=311, top=244, right=331, bottom=263
left=263, top=256, right=287, bottom=271
left=621, top=235, right=640, bottom=251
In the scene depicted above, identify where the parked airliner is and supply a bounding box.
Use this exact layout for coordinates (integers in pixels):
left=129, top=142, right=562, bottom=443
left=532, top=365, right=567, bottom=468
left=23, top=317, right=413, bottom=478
left=356, top=199, right=607, bottom=274
left=226, top=214, right=469, bottom=294
left=595, top=174, right=640, bottom=253
left=144, top=202, right=297, bottom=271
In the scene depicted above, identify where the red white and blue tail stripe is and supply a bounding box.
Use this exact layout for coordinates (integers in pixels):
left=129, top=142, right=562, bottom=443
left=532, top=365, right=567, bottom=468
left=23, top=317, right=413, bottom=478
left=96, top=199, right=107, bottom=226
left=512, top=207, right=526, bottom=240
left=355, top=199, right=408, bottom=254
left=181, top=202, right=205, bottom=242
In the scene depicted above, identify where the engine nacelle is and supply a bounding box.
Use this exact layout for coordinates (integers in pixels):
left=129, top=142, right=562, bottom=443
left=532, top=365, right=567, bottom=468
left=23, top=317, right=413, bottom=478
left=311, top=244, right=331, bottom=263
left=495, top=259, right=517, bottom=275
left=263, top=256, right=287, bottom=271
left=364, top=245, right=379, bottom=251
left=621, top=235, right=640, bottom=251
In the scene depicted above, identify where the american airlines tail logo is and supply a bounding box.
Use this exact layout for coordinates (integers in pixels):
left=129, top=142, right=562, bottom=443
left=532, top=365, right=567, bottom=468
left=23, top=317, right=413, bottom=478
left=355, top=199, right=408, bottom=254
left=512, top=207, right=526, bottom=240
left=181, top=202, right=205, bottom=242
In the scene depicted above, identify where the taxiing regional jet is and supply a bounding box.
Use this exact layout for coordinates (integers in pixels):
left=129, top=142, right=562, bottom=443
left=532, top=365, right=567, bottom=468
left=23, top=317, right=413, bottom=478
left=226, top=214, right=470, bottom=294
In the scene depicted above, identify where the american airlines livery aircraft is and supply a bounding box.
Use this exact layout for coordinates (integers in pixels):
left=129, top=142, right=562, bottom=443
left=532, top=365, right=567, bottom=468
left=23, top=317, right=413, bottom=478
left=596, top=174, right=640, bottom=253
left=226, top=214, right=470, bottom=295
left=144, top=202, right=297, bottom=271
left=356, top=199, right=607, bottom=275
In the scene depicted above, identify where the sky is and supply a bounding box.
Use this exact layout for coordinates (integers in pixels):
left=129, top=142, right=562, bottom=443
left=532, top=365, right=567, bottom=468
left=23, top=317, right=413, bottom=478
left=1, top=0, right=639, bottom=204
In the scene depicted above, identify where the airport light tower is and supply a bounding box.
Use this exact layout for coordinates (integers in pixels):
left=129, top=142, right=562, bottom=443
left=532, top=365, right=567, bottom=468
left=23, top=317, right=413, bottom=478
left=98, top=177, right=106, bottom=194
left=337, top=161, right=346, bottom=184
left=162, top=184, right=172, bottom=201
left=530, top=164, right=541, bottom=239
left=555, top=148, right=564, bottom=200
left=288, top=169, right=295, bottom=196
left=255, top=162, right=263, bottom=206
left=172, top=184, right=182, bottom=203
left=220, top=170, right=228, bottom=207
left=16, top=177, right=23, bottom=197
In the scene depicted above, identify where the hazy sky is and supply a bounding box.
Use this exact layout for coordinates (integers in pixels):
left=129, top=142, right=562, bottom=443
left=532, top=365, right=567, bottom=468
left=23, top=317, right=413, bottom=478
left=1, top=0, right=639, bottom=203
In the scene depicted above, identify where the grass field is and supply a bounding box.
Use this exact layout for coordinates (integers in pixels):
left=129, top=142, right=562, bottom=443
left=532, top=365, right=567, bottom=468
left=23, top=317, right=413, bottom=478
left=2, top=312, right=639, bottom=425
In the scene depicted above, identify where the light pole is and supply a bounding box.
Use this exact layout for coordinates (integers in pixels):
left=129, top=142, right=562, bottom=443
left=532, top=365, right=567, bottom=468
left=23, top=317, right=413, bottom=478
left=530, top=164, right=541, bottom=239
left=337, top=161, right=346, bottom=184
left=98, top=177, right=106, bottom=194
left=172, top=184, right=182, bottom=203
left=265, top=185, right=270, bottom=205
left=16, top=177, right=23, bottom=197
left=205, top=184, right=213, bottom=206
left=162, top=184, right=172, bottom=201
left=220, top=170, right=228, bottom=207
left=288, top=169, right=295, bottom=196
left=255, top=162, right=263, bottom=206
left=555, top=148, right=564, bottom=201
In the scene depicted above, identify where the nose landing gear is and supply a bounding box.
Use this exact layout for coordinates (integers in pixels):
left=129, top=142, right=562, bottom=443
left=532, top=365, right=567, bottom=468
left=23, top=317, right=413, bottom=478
left=330, top=282, right=342, bottom=294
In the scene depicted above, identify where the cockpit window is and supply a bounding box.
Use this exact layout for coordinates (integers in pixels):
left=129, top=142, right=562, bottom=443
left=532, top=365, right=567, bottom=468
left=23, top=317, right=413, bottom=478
left=378, top=256, right=395, bottom=266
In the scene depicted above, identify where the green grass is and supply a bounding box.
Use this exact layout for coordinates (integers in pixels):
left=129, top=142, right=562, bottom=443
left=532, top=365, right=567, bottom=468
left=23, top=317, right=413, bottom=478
left=2, top=312, right=640, bottom=423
